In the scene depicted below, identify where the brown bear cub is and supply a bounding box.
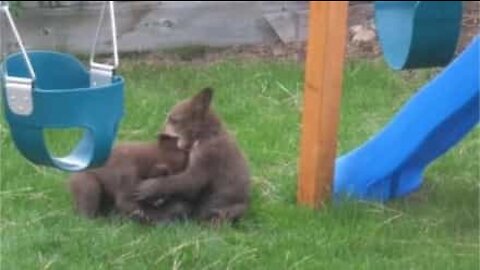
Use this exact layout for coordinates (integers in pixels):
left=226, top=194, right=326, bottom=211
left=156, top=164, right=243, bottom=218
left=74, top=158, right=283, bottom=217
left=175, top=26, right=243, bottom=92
left=135, top=87, right=251, bottom=224
left=68, top=133, right=190, bottom=223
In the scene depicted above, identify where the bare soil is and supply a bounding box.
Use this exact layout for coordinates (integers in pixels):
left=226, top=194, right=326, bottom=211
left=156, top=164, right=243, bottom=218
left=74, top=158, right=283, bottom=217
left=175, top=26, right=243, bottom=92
left=132, top=2, right=479, bottom=65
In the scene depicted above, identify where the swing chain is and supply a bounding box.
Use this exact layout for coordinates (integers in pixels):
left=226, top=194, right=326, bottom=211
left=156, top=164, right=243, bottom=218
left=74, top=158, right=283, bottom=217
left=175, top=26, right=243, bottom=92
left=1, top=1, right=36, bottom=80
left=1, top=1, right=35, bottom=116
left=89, top=1, right=119, bottom=87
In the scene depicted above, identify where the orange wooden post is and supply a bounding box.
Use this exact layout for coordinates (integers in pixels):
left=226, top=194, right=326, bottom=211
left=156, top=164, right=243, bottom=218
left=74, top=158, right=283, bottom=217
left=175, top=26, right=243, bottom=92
left=297, top=1, right=349, bottom=208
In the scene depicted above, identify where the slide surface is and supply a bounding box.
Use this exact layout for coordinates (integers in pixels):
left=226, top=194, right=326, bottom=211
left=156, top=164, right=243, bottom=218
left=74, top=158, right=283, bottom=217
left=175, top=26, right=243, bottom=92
left=333, top=36, right=479, bottom=202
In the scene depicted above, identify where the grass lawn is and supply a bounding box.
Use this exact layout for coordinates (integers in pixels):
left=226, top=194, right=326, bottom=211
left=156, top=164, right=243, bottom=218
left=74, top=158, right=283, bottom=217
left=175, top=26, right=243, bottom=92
left=1, top=56, right=478, bottom=269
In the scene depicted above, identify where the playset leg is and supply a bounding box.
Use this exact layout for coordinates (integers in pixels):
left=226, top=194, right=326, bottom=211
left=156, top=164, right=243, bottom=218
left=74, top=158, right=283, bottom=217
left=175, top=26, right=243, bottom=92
left=297, top=1, right=349, bottom=208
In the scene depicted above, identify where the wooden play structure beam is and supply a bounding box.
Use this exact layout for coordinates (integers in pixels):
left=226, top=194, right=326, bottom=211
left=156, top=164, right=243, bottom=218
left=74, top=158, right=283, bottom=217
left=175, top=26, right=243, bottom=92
left=297, top=1, right=349, bottom=208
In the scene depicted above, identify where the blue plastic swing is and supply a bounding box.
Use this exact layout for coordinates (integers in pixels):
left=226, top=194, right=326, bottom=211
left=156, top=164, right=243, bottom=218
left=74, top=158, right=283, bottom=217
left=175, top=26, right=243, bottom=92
left=1, top=1, right=124, bottom=172
left=374, top=1, right=462, bottom=70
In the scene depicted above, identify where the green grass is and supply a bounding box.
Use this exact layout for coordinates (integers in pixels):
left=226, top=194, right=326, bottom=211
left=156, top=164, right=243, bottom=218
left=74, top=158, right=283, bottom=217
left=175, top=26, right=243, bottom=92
left=1, top=57, right=478, bottom=269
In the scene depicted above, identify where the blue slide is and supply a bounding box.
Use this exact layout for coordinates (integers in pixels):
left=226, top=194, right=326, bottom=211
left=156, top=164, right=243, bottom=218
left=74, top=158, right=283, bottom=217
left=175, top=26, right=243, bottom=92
left=333, top=36, right=479, bottom=202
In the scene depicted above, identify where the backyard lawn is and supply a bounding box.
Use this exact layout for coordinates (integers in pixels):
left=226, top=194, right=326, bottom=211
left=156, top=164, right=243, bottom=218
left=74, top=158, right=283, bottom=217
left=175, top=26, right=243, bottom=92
left=1, top=56, right=478, bottom=269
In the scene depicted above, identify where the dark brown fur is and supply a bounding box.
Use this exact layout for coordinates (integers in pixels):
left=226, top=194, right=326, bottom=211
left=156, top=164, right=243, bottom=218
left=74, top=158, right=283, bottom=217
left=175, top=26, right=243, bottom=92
left=135, top=88, right=251, bottom=223
left=68, top=134, right=190, bottom=223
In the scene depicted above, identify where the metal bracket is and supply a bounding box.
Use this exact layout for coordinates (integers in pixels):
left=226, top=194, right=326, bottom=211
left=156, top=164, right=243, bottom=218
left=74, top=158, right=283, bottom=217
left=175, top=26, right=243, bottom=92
left=90, top=62, right=114, bottom=87
left=5, top=76, right=33, bottom=115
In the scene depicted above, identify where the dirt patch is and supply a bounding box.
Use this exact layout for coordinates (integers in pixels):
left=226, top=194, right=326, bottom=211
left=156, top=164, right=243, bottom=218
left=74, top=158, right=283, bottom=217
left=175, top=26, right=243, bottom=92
left=123, top=2, right=479, bottom=65
left=457, top=1, right=480, bottom=53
